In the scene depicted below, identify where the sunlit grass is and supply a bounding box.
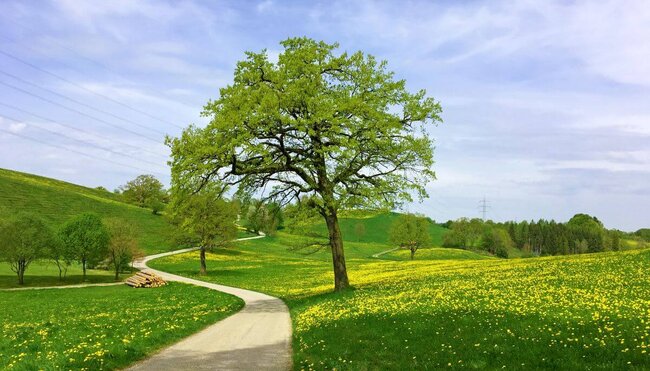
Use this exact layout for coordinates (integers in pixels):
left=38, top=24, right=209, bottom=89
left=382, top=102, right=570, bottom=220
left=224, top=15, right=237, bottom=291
left=0, top=283, right=243, bottom=370
left=0, top=261, right=119, bottom=288
left=152, top=234, right=650, bottom=369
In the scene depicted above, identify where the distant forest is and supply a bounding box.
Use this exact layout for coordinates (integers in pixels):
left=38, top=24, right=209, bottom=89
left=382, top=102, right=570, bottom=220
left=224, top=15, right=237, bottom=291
left=442, top=214, right=649, bottom=258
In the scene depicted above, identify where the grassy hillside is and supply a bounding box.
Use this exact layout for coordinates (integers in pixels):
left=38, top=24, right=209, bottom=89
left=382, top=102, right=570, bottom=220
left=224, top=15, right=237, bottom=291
left=0, top=168, right=171, bottom=254
left=152, top=234, right=650, bottom=369
left=296, top=211, right=448, bottom=246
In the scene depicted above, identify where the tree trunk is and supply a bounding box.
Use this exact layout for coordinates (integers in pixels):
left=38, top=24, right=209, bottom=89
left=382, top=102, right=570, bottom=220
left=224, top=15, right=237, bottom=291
left=324, top=208, right=350, bottom=291
left=199, top=247, right=207, bottom=275
left=114, top=265, right=120, bottom=281
left=82, top=259, right=87, bottom=281
left=410, top=247, right=415, bottom=260
left=17, top=260, right=25, bottom=285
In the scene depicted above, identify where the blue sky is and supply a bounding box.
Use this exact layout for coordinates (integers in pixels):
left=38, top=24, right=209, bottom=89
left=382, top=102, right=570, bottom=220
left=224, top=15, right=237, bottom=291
left=0, top=0, right=648, bottom=231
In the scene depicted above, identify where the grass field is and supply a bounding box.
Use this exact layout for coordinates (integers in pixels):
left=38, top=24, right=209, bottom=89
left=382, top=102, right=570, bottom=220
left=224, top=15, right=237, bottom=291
left=0, top=168, right=172, bottom=255
left=0, top=261, right=118, bottom=288
left=294, top=211, right=449, bottom=246
left=378, top=247, right=495, bottom=261
left=0, top=283, right=243, bottom=370
left=151, top=234, right=650, bottom=369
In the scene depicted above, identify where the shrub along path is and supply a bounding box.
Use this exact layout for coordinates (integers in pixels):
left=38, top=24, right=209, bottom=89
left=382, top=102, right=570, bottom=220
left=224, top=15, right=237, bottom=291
left=127, top=235, right=292, bottom=371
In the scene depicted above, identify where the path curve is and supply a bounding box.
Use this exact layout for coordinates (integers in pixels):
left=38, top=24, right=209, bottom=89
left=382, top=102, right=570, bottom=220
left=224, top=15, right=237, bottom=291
left=126, top=235, right=292, bottom=371
left=371, top=246, right=400, bottom=258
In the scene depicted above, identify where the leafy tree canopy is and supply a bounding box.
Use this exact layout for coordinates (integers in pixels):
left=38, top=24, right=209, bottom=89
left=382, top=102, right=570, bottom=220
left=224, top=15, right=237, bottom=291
left=0, top=213, right=54, bottom=284
left=119, top=174, right=166, bottom=210
left=167, top=37, right=441, bottom=290
left=389, top=213, right=431, bottom=259
left=59, top=213, right=110, bottom=279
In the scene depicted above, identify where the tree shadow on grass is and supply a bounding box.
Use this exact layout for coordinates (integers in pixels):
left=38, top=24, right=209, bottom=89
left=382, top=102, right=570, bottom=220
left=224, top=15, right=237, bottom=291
left=294, top=309, right=648, bottom=370
left=0, top=273, right=116, bottom=289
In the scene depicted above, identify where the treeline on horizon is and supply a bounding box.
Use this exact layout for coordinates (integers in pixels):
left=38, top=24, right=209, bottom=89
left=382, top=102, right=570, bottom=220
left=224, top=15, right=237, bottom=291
left=441, top=214, right=649, bottom=258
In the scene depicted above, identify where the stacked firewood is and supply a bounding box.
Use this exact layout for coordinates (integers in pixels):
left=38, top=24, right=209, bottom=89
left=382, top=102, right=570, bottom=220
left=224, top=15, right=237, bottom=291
left=125, top=271, right=166, bottom=288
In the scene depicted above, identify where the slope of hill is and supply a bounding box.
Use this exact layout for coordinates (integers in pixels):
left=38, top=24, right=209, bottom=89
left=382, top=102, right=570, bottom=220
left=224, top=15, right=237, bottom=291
left=295, top=211, right=448, bottom=246
left=0, top=168, right=171, bottom=254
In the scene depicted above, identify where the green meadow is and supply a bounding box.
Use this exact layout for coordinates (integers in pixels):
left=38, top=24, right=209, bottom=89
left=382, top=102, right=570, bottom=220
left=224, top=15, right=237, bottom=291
left=0, top=283, right=243, bottom=370
left=1, top=168, right=649, bottom=370
left=151, top=234, right=650, bottom=369
left=0, top=261, right=115, bottom=288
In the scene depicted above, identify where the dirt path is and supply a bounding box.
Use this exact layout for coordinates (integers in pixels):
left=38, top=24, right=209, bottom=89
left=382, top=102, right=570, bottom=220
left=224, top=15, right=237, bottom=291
left=371, top=246, right=400, bottom=258
left=126, top=235, right=292, bottom=371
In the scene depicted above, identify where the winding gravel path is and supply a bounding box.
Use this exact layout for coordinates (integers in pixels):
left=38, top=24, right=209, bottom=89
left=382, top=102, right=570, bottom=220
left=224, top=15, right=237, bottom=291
left=126, top=235, right=292, bottom=371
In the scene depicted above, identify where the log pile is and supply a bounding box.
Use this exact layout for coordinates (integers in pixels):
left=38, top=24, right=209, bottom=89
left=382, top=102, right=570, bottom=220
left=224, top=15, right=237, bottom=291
left=125, top=271, right=166, bottom=288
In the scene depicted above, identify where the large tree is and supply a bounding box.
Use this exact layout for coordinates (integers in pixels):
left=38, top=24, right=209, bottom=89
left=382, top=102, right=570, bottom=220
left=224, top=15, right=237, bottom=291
left=167, top=37, right=441, bottom=291
left=118, top=174, right=166, bottom=212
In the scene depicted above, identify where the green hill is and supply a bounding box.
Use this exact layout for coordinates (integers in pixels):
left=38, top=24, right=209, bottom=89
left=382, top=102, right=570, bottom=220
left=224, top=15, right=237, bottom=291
left=0, top=168, right=171, bottom=254
left=296, top=211, right=448, bottom=246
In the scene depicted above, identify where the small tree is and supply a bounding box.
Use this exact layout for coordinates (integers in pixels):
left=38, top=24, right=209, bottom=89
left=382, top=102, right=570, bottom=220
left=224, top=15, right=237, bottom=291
left=442, top=218, right=483, bottom=249
left=0, top=214, right=54, bottom=285
left=119, top=174, right=166, bottom=209
left=481, top=227, right=512, bottom=258
left=389, top=214, right=431, bottom=259
left=147, top=199, right=166, bottom=215
left=47, top=236, right=70, bottom=280
left=59, top=213, right=110, bottom=280
left=353, top=222, right=366, bottom=242
left=170, top=184, right=238, bottom=274
left=106, top=219, right=141, bottom=280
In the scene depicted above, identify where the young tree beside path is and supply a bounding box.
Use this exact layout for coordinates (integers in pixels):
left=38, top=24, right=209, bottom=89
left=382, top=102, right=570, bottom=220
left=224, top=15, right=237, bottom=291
left=169, top=184, right=238, bottom=275
left=167, top=37, right=441, bottom=291
left=106, top=219, right=142, bottom=280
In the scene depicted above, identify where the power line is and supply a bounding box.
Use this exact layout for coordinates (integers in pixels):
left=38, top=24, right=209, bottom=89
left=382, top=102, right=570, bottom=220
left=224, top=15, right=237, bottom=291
left=0, top=101, right=167, bottom=160
left=0, top=32, right=197, bottom=113
left=0, top=127, right=167, bottom=176
left=0, top=70, right=168, bottom=136
left=2, top=19, right=135, bottom=86
left=0, top=113, right=165, bottom=168
left=0, top=49, right=184, bottom=130
left=0, top=79, right=162, bottom=144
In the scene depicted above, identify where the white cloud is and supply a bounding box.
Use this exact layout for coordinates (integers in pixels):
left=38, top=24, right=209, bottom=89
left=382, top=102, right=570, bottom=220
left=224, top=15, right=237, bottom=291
left=257, top=0, right=274, bottom=13
left=545, top=160, right=650, bottom=173
left=8, top=122, right=27, bottom=133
